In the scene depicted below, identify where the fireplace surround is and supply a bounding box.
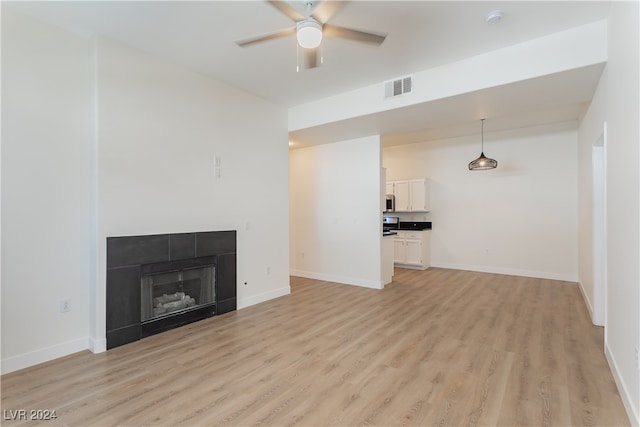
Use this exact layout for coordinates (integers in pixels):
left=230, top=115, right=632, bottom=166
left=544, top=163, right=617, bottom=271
left=106, top=230, right=236, bottom=349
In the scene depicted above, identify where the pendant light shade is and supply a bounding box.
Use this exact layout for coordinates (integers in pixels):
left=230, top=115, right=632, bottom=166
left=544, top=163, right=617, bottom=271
left=468, top=119, right=498, bottom=170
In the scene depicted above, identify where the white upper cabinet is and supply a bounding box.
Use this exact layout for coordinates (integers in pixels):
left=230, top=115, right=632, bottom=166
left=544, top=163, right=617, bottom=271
left=388, top=178, right=430, bottom=212
left=394, top=181, right=410, bottom=211
left=408, top=179, right=430, bottom=212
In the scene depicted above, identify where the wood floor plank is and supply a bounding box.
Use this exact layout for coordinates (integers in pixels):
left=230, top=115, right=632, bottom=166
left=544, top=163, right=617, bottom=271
left=0, top=269, right=630, bottom=426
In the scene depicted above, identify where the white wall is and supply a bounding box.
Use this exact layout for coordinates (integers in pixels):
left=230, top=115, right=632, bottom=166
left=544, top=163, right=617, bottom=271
left=577, top=67, right=607, bottom=323
left=94, top=36, right=290, bottom=344
left=601, top=1, right=640, bottom=423
left=1, top=9, right=291, bottom=373
left=1, top=7, right=95, bottom=372
left=383, top=122, right=578, bottom=281
left=290, top=135, right=383, bottom=288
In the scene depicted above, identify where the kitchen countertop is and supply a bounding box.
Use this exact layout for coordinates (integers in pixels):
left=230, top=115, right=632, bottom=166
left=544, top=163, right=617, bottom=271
left=383, top=221, right=432, bottom=233
left=397, top=221, right=432, bottom=230
left=382, top=231, right=397, bottom=236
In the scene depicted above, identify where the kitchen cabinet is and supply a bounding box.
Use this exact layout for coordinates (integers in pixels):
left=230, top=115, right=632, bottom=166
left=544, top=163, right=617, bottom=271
left=387, top=178, right=430, bottom=212
left=393, top=230, right=430, bottom=270
left=394, top=181, right=410, bottom=211
left=409, top=179, right=430, bottom=212
left=385, top=182, right=395, bottom=196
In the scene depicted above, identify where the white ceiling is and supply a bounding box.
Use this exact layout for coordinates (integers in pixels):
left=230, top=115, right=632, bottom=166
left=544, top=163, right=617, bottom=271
left=9, top=0, right=611, bottom=145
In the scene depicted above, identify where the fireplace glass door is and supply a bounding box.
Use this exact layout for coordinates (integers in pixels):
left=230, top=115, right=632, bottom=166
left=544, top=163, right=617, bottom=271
left=141, top=265, right=215, bottom=322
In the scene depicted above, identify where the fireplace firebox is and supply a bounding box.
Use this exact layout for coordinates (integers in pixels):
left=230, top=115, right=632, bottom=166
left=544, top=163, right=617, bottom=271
left=141, top=265, right=215, bottom=322
left=106, top=231, right=236, bottom=349
left=139, top=255, right=219, bottom=337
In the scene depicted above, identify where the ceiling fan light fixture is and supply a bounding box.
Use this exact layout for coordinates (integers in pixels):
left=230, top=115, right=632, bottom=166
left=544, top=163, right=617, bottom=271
left=468, top=119, right=498, bottom=170
left=296, top=19, right=323, bottom=49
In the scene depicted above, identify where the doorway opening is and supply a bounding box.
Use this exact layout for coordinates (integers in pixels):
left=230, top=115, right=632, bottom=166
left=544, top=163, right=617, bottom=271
left=592, top=124, right=607, bottom=329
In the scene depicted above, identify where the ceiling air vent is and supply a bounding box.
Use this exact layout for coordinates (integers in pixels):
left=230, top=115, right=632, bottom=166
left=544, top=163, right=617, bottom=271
left=384, top=75, right=413, bottom=98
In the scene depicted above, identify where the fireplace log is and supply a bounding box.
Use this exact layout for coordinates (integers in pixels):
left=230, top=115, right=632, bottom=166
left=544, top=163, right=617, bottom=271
left=153, top=292, right=185, bottom=306
left=152, top=295, right=196, bottom=316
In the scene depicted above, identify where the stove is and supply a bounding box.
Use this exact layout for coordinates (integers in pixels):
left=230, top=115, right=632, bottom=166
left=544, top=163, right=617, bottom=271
left=383, top=216, right=399, bottom=231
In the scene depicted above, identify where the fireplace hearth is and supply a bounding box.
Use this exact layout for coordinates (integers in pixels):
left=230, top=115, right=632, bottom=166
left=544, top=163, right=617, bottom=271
left=106, top=231, right=236, bottom=349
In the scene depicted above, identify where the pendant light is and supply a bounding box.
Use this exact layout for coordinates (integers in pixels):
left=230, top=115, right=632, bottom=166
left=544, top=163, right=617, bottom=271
left=468, top=119, right=498, bottom=170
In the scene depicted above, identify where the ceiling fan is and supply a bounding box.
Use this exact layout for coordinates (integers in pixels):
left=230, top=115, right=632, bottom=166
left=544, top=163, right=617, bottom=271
left=235, top=1, right=387, bottom=69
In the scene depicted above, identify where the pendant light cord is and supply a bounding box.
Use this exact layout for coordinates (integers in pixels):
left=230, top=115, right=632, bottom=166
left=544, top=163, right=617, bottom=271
left=481, top=118, right=485, bottom=153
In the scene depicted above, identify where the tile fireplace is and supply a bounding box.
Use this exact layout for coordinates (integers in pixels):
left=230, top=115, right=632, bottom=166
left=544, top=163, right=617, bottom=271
left=106, top=231, right=236, bottom=349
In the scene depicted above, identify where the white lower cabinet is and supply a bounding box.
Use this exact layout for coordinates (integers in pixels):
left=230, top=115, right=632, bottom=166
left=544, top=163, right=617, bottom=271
left=393, top=230, right=430, bottom=270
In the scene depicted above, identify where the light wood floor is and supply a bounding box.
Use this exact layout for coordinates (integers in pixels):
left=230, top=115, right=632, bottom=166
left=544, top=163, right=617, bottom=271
left=1, top=268, right=630, bottom=426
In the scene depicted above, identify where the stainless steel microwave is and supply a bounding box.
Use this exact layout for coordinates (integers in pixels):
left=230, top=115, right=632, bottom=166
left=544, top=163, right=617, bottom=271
left=385, top=194, right=395, bottom=212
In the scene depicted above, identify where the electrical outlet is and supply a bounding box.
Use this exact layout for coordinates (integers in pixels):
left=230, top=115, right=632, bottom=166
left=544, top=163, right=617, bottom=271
left=60, top=299, right=71, bottom=313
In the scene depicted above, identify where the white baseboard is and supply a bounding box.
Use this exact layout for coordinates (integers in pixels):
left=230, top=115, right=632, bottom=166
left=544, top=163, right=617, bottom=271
left=605, top=342, right=640, bottom=426
left=1, top=337, right=89, bottom=375
left=88, top=337, right=106, bottom=354
left=290, top=269, right=384, bottom=290
left=430, top=261, right=578, bottom=282
left=237, top=286, right=291, bottom=310
left=576, top=279, right=598, bottom=325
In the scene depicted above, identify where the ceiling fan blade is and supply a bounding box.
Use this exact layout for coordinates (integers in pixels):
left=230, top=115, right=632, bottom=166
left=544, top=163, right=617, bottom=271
left=236, top=27, right=296, bottom=47
left=310, top=1, right=346, bottom=24
left=304, top=48, right=320, bottom=69
left=323, top=23, right=387, bottom=45
left=268, top=0, right=305, bottom=22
